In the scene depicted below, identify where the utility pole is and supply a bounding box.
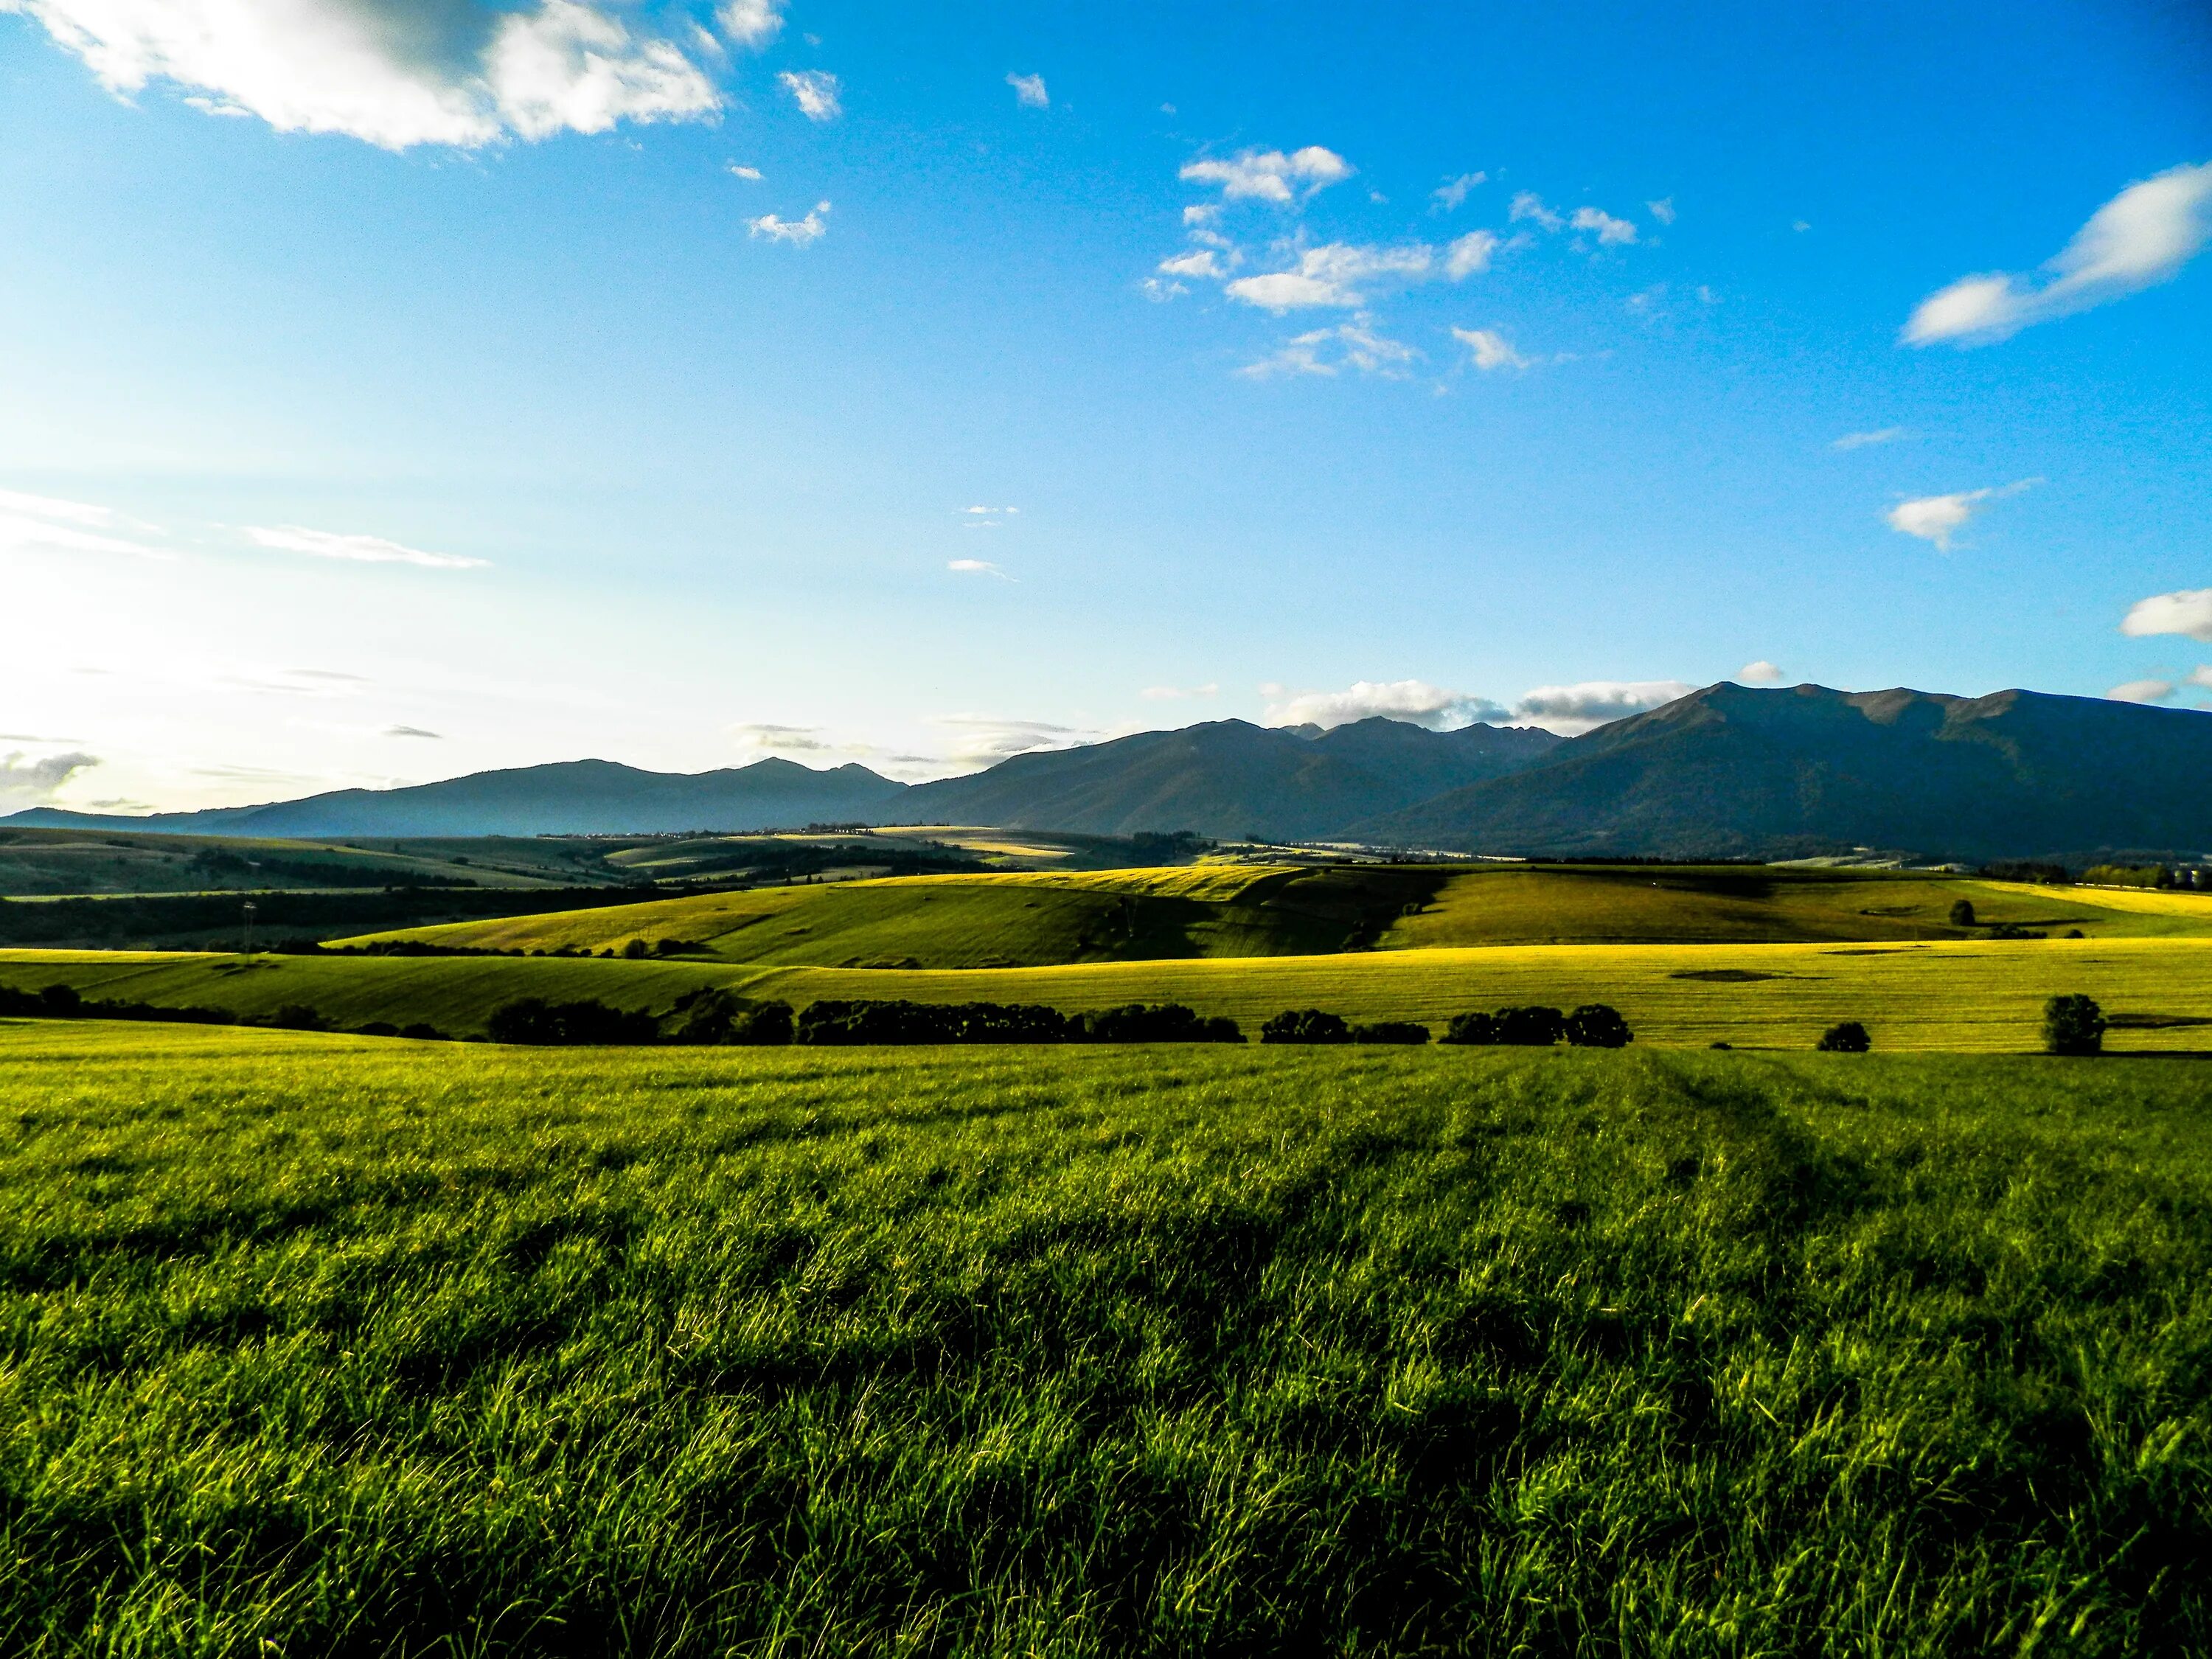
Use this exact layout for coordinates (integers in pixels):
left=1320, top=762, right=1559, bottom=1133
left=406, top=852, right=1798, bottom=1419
left=241, top=901, right=257, bottom=956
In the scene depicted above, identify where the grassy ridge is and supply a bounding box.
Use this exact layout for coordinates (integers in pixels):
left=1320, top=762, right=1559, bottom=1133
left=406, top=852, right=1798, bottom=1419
left=7, top=936, right=2212, bottom=1049
left=1, top=1023, right=2205, bottom=1654
left=341, top=866, right=2212, bottom=972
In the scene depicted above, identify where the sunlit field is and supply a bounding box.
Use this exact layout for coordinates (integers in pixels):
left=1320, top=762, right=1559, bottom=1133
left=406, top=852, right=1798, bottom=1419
left=2, top=1021, right=2207, bottom=1655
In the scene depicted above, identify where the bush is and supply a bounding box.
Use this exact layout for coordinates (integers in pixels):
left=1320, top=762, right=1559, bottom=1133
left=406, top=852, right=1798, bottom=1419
left=1260, top=1009, right=1351, bottom=1045
left=797, top=999, right=1074, bottom=1046
left=621, top=938, right=652, bottom=960
left=1349, top=1020, right=1430, bottom=1044
left=357, top=1022, right=400, bottom=1038
left=38, top=984, right=82, bottom=1015
left=2043, top=995, right=2106, bottom=1056
left=1441, top=1011, right=1500, bottom=1046
left=487, top=997, right=658, bottom=1046
left=1816, top=1022, right=1871, bottom=1053
left=1949, top=899, right=1977, bottom=928
left=1563, top=1004, right=1633, bottom=1048
left=1079, top=1004, right=1242, bottom=1043
left=670, top=991, right=794, bottom=1046
left=268, top=1004, right=331, bottom=1032
left=1495, top=1006, right=1565, bottom=1046
left=397, top=1023, right=445, bottom=1041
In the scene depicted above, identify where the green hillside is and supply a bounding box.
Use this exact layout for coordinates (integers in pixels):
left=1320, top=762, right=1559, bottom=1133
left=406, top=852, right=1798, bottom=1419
left=0, top=826, right=559, bottom=897
left=10, top=934, right=2212, bottom=1051
left=343, top=861, right=2212, bottom=969
left=2, top=1024, right=2206, bottom=1653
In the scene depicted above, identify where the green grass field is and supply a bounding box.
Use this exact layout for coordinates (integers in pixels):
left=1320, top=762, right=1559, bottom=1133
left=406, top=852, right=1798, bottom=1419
left=10, top=933, right=2212, bottom=1051
left=1, top=1022, right=2205, bottom=1655
left=338, top=865, right=2212, bottom=973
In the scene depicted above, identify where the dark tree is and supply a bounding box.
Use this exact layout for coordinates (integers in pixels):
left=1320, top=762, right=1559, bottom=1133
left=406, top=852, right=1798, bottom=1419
left=1441, top=1011, right=1500, bottom=1046
left=1494, top=1006, right=1566, bottom=1046
left=1949, top=899, right=1977, bottom=928
left=2043, top=995, right=2106, bottom=1056
left=1260, top=1009, right=1352, bottom=1044
left=1816, top=1021, right=1871, bottom=1053
left=1564, top=1004, right=1633, bottom=1048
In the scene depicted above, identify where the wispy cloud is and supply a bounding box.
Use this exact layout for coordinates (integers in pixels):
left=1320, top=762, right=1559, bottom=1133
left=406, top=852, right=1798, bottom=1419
left=777, top=69, right=840, bottom=121
left=1571, top=206, right=1638, bottom=245
left=1646, top=197, right=1676, bottom=225
left=244, top=524, right=487, bottom=568
left=1904, top=161, right=2212, bottom=345
left=1738, top=660, right=1785, bottom=684
left=2107, top=678, right=2175, bottom=704
left=727, top=163, right=762, bottom=181
left=0, top=487, right=169, bottom=558
left=2121, top=587, right=2212, bottom=641
left=1452, top=327, right=1530, bottom=371
left=1180, top=146, right=1354, bottom=206
left=947, top=558, right=1013, bottom=580
left=929, top=716, right=1091, bottom=768
left=1832, top=426, right=1910, bottom=451
left=1269, top=679, right=1509, bottom=731
left=1006, top=72, right=1047, bottom=108
left=1239, top=321, right=1417, bottom=378
left=748, top=201, right=830, bottom=244
left=383, top=724, right=443, bottom=739
left=731, top=721, right=831, bottom=751
left=1432, top=171, right=1486, bottom=212
left=0, top=748, right=99, bottom=808
left=7, top=0, right=725, bottom=150
left=1883, top=479, right=2038, bottom=551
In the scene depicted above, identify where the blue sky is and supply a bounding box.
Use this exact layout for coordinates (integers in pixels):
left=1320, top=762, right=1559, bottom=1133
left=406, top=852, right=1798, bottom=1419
left=1, top=0, right=2208, bottom=812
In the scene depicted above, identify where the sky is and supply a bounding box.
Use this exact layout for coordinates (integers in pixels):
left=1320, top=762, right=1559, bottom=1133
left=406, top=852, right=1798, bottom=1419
left=1, top=0, right=2209, bottom=815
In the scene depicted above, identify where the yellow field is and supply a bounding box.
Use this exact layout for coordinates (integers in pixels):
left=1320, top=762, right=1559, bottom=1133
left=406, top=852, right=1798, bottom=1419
left=8, top=936, right=2212, bottom=1052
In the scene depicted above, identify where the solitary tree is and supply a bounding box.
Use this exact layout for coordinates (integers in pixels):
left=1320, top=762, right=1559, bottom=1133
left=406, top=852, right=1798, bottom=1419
left=1949, top=899, right=1977, bottom=928
left=1816, top=1021, right=1871, bottom=1053
left=2043, top=994, right=2106, bottom=1056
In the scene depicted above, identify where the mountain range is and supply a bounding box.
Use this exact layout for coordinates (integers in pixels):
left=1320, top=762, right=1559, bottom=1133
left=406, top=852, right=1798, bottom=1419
left=10, top=684, right=2209, bottom=863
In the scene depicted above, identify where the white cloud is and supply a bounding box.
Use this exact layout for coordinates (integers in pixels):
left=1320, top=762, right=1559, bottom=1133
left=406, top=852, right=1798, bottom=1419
left=0, top=487, right=167, bottom=558
left=778, top=68, right=840, bottom=121
left=1452, top=326, right=1529, bottom=371
left=731, top=721, right=831, bottom=752
left=1432, top=172, right=1486, bottom=212
left=1884, top=479, right=2037, bottom=551
left=1904, top=161, right=2212, bottom=346
left=5, top=0, right=724, bottom=149
left=1514, top=679, right=1694, bottom=735
left=1647, top=197, right=1675, bottom=225
left=2108, top=678, right=2175, bottom=704
left=383, top=724, right=443, bottom=738
left=1625, top=284, right=1666, bottom=316
left=1269, top=680, right=1510, bottom=731
left=1141, top=684, right=1220, bottom=700
left=1180, top=146, right=1354, bottom=206
left=748, top=201, right=830, bottom=243
left=2121, top=588, right=2212, bottom=641
left=1157, top=248, right=1231, bottom=279
left=1239, top=321, right=1417, bottom=379
left=947, top=558, right=1012, bottom=579
left=245, top=524, right=487, bottom=568
left=1006, top=72, right=1047, bottom=108
left=717, top=0, right=783, bottom=48
left=1571, top=206, right=1638, bottom=245
left=1832, top=426, right=1909, bottom=451
left=1443, top=229, right=1498, bottom=279
left=1225, top=241, right=1439, bottom=310
left=1738, top=660, right=1785, bottom=684
left=930, top=716, right=1090, bottom=768
left=728, top=163, right=762, bottom=180
left=0, top=749, right=98, bottom=808
left=1509, top=191, right=1563, bottom=232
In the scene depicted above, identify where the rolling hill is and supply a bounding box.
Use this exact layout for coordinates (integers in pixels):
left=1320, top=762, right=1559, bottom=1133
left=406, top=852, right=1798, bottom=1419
left=1357, top=683, right=2212, bottom=863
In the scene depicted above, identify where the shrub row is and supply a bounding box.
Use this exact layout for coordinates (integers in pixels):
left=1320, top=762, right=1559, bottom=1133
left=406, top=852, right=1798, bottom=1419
left=1441, top=1004, right=1633, bottom=1048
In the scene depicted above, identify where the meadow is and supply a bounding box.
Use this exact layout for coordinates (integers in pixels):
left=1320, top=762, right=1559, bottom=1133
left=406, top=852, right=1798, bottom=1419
left=8, top=933, right=2212, bottom=1051
left=1, top=1020, right=2205, bottom=1656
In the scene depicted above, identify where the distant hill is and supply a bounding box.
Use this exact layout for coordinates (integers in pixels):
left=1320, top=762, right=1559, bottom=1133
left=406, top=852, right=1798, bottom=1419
left=1357, top=683, right=2212, bottom=863
left=8, top=757, right=910, bottom=839
left=900, top=717, right=1563, bottom=840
